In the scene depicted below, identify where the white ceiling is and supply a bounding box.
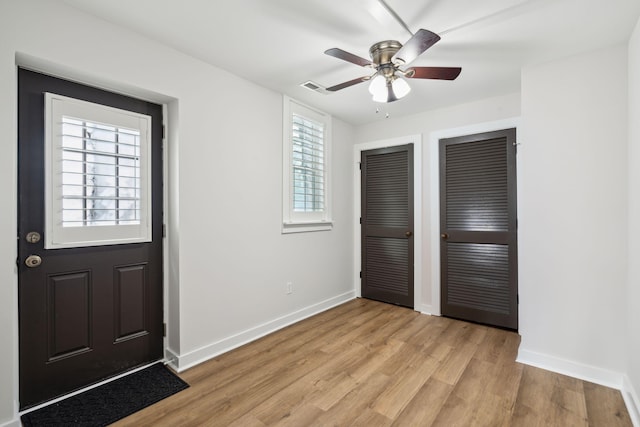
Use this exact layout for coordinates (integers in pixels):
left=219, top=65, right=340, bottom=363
left=63, top=0, right=640, bottom=125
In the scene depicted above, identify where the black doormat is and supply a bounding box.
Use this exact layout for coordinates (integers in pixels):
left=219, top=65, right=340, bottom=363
left=21, top=363, right=189, bottom=426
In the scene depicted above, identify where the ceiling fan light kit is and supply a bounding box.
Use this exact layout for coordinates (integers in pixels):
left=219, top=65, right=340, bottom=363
left=323, top=28, right=461, bottom=104
left=391, top=77, right=411, bottom=98
left=369, top=74, right=411, bottom=103
left=368, top=74, right=385, bottom=95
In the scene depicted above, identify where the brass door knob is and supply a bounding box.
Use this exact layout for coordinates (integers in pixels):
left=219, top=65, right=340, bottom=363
left=405, top=231, right=413, bottom=238
left=25, top=255, right=42, bottom=268
left=26, top=231, right=41, bottom=244
left=441, top=233, right=449, bottom=240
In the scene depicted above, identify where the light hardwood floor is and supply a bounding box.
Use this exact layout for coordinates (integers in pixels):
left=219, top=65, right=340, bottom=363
left=115, top=298, right=632, bottom=426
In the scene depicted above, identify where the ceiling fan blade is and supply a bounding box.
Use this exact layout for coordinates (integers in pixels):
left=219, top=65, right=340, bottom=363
left=392, top=29, right=441, bottom=65
left=405, top=66, right=462, bottom=80
left=326, top=76, right=370, bottom=92
left=325, top=48, right=372, bottom=68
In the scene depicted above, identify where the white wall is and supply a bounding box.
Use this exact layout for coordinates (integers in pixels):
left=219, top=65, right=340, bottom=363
left=517, top=45, right=629, bottom=385
left=626, top=16, right=640, bottom=423
left=0, top=0, right=354, bottom=423
left=355, top=92, right=521, bottom=313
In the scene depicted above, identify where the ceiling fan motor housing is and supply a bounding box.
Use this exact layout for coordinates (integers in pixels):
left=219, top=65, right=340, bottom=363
left=369, top=40, right=402, bottom=66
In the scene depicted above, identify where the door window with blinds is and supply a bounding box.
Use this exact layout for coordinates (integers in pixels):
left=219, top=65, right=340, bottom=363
left=44, top=93, right=152, bottom=248
left=282, top=96, right=332, bottom=233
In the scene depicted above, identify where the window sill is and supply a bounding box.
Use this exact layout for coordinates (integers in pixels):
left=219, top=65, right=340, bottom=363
left=282, top=221, right=333, bottom=234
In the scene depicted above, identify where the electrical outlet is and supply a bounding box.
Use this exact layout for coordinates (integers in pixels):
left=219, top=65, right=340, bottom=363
left=286, top=282, right=293, bottom=294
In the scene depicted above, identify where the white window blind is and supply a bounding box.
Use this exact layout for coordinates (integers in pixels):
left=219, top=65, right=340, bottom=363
left=282, top=96, right=332, bottom=233
left=61, top=118, right=141, bottom=227
left=45, top=93, right=152, bottom=249
left=292, top=113, right=325, bottom=213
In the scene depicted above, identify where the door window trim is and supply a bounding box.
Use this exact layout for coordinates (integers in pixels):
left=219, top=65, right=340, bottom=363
left=45, top=93, right=153, bottom=249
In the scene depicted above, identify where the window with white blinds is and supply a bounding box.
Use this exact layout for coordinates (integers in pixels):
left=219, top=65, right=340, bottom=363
left=283, top=97, right=332, bottom=233
left=45, top=93, right=152, bottom=249
left=292, top=113, right=325, bottom=212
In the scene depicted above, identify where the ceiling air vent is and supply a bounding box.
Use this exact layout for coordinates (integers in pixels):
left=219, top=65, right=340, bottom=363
left=300, top=81, right=328, bottom=94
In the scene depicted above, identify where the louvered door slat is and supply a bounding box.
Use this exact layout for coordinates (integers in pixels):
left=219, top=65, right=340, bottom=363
left=365, top=151, right=409, bottom=228
left=447, top=243, right=510, bottom=314
left=446, top=138, right=508, bottom=232
left=366, top=237, right=409, bottom=295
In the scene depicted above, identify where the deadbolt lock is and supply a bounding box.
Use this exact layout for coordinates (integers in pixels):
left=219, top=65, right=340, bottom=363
left=25, top=255, right=42, bottom=268
left=26, top=231, right=41, bottom=244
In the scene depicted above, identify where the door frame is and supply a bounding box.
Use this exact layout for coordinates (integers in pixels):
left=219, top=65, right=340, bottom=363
left=12, top=57, right=175, bottom=413
left=429, top=117, right=521, bottom=316
left=353, top=135, right=422, bottom=311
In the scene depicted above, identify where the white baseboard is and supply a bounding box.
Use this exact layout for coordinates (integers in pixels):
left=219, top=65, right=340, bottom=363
left=516, top=348, right=624, bottom=390
left=517, top=348, right=640, bottom=425
left=416, top=303, right=439, bottom=316
left=165, top=348, right=180, bottom=372
left=0, top=419, right=20, bottom=427
left=173, top=291, right=356, bottom=372
left=623, top=375, right=640, bottom=427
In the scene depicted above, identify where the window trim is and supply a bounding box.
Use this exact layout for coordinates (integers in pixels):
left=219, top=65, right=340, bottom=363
left=44, top=93, right=153, bottom=249
left=282, top=96, right=332, bottom=233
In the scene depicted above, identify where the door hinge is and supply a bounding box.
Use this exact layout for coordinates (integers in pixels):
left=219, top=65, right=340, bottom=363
left=163, top=323, right=167, bottom=337
left=162, top=125, right=166, bottom=140
left=517, top=294, right=519, bottom=304
left=359, top=162, right=361, bottom=170
left=359, top=271, right=362, bottom=278
left=162, top=224, right=167, bottom=238
left=359, top=217, right=362, bottom=224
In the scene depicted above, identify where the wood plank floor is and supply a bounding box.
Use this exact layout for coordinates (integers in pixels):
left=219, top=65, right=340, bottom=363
left=114, top=298, right=632, bottom=426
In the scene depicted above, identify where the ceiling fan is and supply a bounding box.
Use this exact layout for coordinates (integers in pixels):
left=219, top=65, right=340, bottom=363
left=324, top=28, right=461, bottom=103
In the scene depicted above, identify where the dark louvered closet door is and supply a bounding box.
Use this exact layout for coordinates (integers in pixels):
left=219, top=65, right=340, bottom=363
left=361, top=145, right=413, bottom=308
left=440, top=129, right=518, bottom=329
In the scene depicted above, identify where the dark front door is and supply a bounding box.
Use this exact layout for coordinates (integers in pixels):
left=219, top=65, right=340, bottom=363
left=18, top=69, right=164, bottom=409
left=361, top=145, right=414, bottom=308
left=439, top=128, right=518, bottom=330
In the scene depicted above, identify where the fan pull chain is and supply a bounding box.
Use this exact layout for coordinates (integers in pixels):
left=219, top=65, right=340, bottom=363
left=375, top=108, right=391, bottom=119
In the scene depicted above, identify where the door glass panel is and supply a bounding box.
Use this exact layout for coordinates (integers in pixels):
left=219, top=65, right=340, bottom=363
left=60, top=118, right=141, bottom=227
